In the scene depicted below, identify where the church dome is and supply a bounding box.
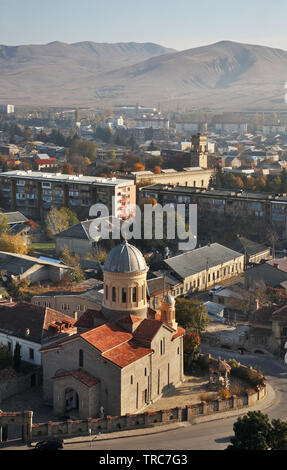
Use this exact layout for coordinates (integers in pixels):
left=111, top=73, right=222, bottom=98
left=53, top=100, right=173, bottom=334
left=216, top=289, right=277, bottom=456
left=104, top=241, right=147, bottom=274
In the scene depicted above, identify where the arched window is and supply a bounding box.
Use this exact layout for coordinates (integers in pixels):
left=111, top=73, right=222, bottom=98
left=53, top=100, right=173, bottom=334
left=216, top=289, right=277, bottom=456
left=122, top=288, right=127, bottom=303
left=133, top=287, right=137, bottom=302
left=112, top=287, right=116, bottom=302
left=79, top=349, right=84, bottom=368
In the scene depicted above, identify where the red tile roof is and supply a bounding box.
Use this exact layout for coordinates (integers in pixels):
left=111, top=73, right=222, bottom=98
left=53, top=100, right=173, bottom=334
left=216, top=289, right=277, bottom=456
left=133, top=319, right=163, bottom=342
left=81, top=323, right=133, bottom=352
left=102, top=340, right=152, bottom=368
left=53, top=369, right=99, bottom=387
left=172, top=327, right=185, bottom=340
left=75, top=309, right=105, bottom=329
left=118, top=315, right=143, bottom=325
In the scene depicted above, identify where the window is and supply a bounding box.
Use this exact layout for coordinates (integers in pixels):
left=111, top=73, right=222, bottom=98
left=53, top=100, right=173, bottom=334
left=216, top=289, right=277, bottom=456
left=112, top=287, right=116, bottom=302
left=144, top=368, right=147, bottom=376
left=29, top=348, right=34, bottom=360
left=133, top=287, right=137, bottom=303
left=61, top=304, right=70, bottom=311
left=79, top=349, right=84, bottom=368
left=7, top=342, right=12, bottom=352
left=106, top=286, right=109, bottom=300
left=122, top=288, right=127, bottom=303
left=160, top=338, right=165, bottom=355
left=131, top=375, right=133, bottom=385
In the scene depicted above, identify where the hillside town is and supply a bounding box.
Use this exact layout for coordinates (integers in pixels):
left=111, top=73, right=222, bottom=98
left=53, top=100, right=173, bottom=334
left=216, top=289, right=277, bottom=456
left=0, top=103, right=287, bottom=450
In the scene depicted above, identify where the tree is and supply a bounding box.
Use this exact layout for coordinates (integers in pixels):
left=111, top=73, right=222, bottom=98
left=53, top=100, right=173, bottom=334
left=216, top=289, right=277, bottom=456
left=133, top=162, right=145, bottom=172
left=59, top=207, right=79, bottom=227
left=227, top=411, right=287, bottom=451
left=270, top=419, right=287, bottom=450
left=13, top=342, right=21, bottom=372
left=0, top=213, right=9, bottom=235
left=62, top=163, right=74, bottom=175
left=0, top=344, right=12, bottom=370
left=0, top=233, right=28, bottom=254
left=153, top=166, right=162, bottom=174
left=175, top=298, right=209, bottom=333
left=45, top=207, right=69, bottom=239
left=69, top=265, right=86, bottom=283
left=183, top=332, right=201, bottom=355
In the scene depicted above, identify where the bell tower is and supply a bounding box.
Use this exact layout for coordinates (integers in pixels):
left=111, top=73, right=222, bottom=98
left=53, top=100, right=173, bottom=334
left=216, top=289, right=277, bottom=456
left=161, top=294, right=177, bottom=330
left=191, top=133, right=208, bottom=169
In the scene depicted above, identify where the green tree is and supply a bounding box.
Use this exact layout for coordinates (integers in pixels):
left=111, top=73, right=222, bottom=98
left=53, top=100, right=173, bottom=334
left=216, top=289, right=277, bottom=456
left=270, top=419, right=287, bottom=450
left=59, top=207, right=79, bottom=227
left=13, top=342, right=21, bottom=372
left=0, top=344, right=12, bottom=370
left=227, top=411, right=272, bottom=450
left=175, top=298, right=209, bottom=332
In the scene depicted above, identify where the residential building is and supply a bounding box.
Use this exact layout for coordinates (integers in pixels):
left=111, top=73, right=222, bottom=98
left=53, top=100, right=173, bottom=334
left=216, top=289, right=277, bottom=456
left=0, top=104, right=14, bottom=115
left=0, top=302, right=76, bottom=365
left=32, top=286, right=103, bottom=320
left=139, top=184, right=287, bottom=238
left=0, top=171, right=136, bottom=220
left=164, top=243, right=245, bottom=295
left=41, top=241, right=185, bottom=418
left=133, top=118, right=169, bottom=130
left=215, top=123, right=248, bottom=134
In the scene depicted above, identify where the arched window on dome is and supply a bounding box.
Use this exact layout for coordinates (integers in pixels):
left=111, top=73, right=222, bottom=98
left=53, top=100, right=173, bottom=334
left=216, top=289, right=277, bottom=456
left=112, top=287, right=116, bottom=302
left=133, top=287, right=137, bottom=303
left=122, top=288, right=127, bottom=303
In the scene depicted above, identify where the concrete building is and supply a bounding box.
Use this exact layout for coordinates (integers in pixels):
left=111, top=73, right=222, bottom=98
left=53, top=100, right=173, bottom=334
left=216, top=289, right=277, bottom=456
left=133, top=118, right=169, bottom=130
left=0, top=171, right=136, bottom=220
left=140, top=184, right=287, bottom=238
left=215, top=123, right=248, bottom=134
left=132, top=167, right=214, bottom=189
left=0, top=104, right=14, bottom=115
left=41, top=241, right=185, bottom=418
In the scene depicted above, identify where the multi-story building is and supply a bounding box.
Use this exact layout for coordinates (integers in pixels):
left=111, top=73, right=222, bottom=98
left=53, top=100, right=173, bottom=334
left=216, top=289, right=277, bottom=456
left=0, top=104, right=14, bottom=115
left=140, top=184, right=287, bottom=237
left=132, top=167, right=214, bottom=189
left=133, top=118, right=169, bottom=130
left=0, top=171, right=136, bottom=220
left=215, top=123, right=248, bottom=134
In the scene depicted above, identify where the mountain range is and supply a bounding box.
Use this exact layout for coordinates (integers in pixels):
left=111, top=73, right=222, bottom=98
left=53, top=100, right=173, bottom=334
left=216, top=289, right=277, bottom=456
left=0, top=40, right=287, bottom=110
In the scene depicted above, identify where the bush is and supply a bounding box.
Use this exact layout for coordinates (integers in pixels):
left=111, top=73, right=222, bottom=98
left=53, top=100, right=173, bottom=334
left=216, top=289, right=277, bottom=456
left=231, top=365, right=264, bottom=387
left=218, top=388, right=231, bottom=400
left=230, top=380, right=245, bottom=396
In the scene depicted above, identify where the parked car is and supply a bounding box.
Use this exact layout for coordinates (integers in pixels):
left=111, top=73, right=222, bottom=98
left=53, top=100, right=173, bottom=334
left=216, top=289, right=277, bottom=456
left=34, top=439, right=64, bottom=450
left=208, top=285, right=222, bottom=296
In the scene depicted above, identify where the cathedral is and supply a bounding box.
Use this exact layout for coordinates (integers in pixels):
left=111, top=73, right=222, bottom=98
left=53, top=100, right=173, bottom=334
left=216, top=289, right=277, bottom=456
left=41, top=241, right=185, bottom=418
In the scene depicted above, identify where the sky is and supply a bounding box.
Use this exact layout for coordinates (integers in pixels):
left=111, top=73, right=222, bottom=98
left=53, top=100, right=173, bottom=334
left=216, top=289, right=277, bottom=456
left=0, top=0, right=287, bottom=51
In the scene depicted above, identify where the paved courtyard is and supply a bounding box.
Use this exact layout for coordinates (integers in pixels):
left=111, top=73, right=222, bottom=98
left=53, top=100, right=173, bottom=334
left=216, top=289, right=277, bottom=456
left=145, top=375, right=210, bottom=412
left=0, top=387, right=55, bottom=423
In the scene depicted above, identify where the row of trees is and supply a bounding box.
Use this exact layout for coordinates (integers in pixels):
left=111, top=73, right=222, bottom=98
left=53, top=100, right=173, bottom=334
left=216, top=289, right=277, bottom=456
left=214, top=168, right=287, bottom=194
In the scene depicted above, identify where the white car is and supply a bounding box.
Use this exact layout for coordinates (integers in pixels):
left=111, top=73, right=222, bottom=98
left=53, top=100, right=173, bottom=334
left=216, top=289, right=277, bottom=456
left=208, top=285, right=222, bottom=296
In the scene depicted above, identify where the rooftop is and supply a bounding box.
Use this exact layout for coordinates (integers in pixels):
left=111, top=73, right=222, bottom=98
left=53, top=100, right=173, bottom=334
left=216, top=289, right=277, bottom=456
left=165, top=243, right=243, bottom=279
left=0, top=170, right=133, bottom=187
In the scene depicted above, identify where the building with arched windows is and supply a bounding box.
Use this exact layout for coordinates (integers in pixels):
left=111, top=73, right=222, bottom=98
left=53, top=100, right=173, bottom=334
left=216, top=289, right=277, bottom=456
left=41, top=241, right=185, bottom=419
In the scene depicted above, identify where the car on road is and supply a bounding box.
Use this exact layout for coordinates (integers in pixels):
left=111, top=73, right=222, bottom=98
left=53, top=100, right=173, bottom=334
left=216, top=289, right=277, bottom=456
left=208, top=285, right=222, bottom=296
left=34, top=439, right=64, bottom=450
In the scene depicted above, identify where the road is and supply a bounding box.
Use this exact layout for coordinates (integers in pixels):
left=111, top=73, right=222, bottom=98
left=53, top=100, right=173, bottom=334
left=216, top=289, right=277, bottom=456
left=5, top=346, right=287, bottom=451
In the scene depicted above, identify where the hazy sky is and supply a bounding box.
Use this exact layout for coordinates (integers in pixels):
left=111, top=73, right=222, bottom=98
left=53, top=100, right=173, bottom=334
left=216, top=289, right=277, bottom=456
left=0, top=0, right=286, bottom=51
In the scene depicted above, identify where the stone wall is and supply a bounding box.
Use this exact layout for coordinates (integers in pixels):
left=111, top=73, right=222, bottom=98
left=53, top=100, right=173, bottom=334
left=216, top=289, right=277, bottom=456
left=0, top=367, right=42, bottom=404
left=31, top=385, right=267, bottom=442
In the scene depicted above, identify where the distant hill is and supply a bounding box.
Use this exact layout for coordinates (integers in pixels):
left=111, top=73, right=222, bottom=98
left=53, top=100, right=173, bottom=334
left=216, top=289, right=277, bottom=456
left=0, top=40, right=287, bottom=110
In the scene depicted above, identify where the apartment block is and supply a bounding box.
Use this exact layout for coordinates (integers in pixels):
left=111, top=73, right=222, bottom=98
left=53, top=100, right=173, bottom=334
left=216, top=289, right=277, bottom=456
left=0, top=171, right=136, bottom=220
left=140, top=184, right=287, bottom=237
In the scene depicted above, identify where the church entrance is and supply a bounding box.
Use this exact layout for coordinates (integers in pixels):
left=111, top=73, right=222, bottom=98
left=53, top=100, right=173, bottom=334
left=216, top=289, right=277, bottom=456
left=65, top=388, right=79, bottom=413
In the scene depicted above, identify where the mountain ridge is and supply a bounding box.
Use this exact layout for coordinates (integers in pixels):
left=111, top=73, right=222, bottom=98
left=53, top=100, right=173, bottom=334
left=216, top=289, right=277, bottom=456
left=0, top=40, right=286, bottom=110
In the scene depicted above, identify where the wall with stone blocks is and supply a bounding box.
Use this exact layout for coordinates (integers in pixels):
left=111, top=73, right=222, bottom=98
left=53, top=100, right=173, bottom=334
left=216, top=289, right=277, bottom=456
left=31, top=386, right=266, bottom=441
